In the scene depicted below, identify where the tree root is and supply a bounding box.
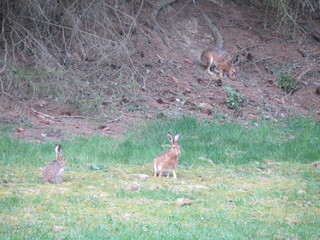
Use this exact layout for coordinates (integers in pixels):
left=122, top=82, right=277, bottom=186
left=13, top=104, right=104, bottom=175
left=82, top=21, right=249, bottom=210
left=201, top=11, right=223, bottom=49
left=150, top=0, right=179, bottom=48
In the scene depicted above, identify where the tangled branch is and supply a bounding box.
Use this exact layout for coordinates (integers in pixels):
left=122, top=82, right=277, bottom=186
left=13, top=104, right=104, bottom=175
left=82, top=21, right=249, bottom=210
left=0, top=0, right=146, bottom=116
left=264, top=0, right=320, bottom=39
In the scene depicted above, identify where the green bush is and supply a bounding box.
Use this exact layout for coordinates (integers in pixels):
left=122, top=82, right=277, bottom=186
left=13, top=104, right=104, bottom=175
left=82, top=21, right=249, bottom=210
left=224, top=86, right=245, bottom=111
left=273, top=64, right=298, bottom=94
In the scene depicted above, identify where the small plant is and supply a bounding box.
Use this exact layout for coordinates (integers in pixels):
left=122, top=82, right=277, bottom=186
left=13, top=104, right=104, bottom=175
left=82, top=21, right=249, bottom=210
left=273, top=64, right=298, bottom=94
left=224, top=86, right=245, bottom=111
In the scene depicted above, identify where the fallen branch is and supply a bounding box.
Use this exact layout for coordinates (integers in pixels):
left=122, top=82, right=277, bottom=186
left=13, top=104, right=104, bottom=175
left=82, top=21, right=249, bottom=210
left=295, top=64, right=313, bottom=82
left=0, top=12, right=8, bottom=75
left=239, top=44, right=268, bottom=54
left=0, top=87, right=16, bottom=101
left=60, top=115, right=123, bottom=124
left=30, top=108, right=55, bottom=120
left=255, top=57, right=272, bottom=63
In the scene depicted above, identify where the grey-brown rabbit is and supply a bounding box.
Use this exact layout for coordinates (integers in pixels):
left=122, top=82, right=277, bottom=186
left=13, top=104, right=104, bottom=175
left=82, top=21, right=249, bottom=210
left=42, top=144, right=65, bottom=184
left=153, top=132, right=181, bottom=179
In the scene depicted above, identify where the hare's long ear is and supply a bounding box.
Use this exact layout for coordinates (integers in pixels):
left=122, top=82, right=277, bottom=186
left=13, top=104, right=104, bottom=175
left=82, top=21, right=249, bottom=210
left=167, top=132, right=173, bottom=144
left=233, top=55, right=240, bottom=66
left=55, top=144, right=62, bottom=154
left=174, top=133, right=180, bottom=143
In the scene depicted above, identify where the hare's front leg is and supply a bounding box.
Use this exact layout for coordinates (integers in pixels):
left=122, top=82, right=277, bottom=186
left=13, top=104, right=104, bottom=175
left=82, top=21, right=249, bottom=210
left=219, top=69, right=224, bottom=79
left=153, top=165, right=157, bottom=177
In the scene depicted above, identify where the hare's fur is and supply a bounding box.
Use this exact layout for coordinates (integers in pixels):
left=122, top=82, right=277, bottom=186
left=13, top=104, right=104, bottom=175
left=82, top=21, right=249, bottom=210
left=201, top=47, right=239, bottom=79
left=42, top=144, right=65, bottom=184
left=153, top=133, right=181, bottom=179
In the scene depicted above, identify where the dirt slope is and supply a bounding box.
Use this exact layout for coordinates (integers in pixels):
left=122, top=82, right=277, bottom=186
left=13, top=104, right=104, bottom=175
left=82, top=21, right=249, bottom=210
left=2, top=0, right=320, bottom=142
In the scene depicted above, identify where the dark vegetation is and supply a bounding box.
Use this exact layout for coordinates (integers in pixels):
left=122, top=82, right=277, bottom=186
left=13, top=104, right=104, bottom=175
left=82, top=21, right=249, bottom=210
left=0, top=0, right=319, bottom=121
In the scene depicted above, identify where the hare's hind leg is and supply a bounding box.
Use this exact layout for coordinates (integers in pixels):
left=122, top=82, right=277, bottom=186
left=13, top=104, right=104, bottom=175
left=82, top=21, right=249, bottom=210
left=54, top=176, right=63, bottom=184
left=153, top=164, right=158, bottom=177
left=172, top=169, right=177, bottom=179
left=205, top=57, right=214, bottom=75
left=158, top=168, right=164, bottom=178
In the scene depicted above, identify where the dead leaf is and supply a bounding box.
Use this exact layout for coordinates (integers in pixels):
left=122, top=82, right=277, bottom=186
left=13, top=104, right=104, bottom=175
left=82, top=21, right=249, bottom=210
left=183, top=58, right=194, bottom=64
left=126, top=182, right=140, bottom=192
left=197, top=78, right=204, bottom=84
left=131, top=174, right=149, bottom=180
left=183, top=87, right=191, bottom=93
left=216, top=79, right=223, bottom=87
left=53, top=226, right=65, bottom=232
left=274, top=97, right=285, bottom=104
left=156, top=54, right=165, bottom=62
left=311, top=161, right=320, bottom=168
left=36, top=100, right=48, bottom=108
left=204, top=109, right=213, bottom=115
left=60, top=111, right=72, bottom=116
left=156, top=98, right=170, bottom=104
left=123, top=213, right=131, bottom=220
left=264, top=159, right=281, bottom=166
left=247, top=53, right=253, bottom=61
left=17, top=127, right=24, bottom=132
left=121, top=96, right=129, bottom=104
left=176, top=198, right=191, bottom=206
left=197, top=102, right=213, bottom=110
left=171, top=75, right=179, bottom=84
left=34, top=114, right=46, bottom=120
left=187, top=185, right=209, bottom=190
left=102, top=127, right=111, bottom=132
left=39, top=120, right=53, bottom=125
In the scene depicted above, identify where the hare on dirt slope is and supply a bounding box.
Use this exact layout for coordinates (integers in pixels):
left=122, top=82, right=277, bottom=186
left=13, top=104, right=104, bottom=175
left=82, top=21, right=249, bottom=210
left=153, top=132, right=181, bottom=179
left=201, top=47, right=239, bottom=79
left=42, top=144, right=65, bottom=184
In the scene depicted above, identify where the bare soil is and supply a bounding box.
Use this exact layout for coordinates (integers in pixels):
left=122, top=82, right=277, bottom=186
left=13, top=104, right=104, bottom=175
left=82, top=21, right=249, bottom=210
left=1, top=0, right=319, bottom=142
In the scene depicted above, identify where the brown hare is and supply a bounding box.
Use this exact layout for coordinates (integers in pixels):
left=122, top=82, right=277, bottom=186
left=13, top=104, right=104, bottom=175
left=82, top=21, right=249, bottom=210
left=201, top=47, right=239, bottom=79
left=153, top=132, right=181, bottom=179
left=42, top=144, right=65, bottom=184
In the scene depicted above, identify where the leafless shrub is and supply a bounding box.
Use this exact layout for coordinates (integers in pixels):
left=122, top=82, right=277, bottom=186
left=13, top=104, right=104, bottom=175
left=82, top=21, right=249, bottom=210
left=0, top=0, right=146, bottom=116
left=263, top=0, right=320, bottom=39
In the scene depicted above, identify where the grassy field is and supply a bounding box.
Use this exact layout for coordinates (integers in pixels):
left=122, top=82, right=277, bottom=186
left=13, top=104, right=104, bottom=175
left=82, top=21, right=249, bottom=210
left=0, top=117, right=319, bottom=239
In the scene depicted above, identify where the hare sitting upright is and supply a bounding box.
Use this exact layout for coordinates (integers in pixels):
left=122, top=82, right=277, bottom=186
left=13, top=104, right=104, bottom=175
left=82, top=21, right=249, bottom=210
left=42, top=144, right=65, bottom=184
left=201, top=47, right=239, bottom=79
left=153, top=132, right=181, bottom=179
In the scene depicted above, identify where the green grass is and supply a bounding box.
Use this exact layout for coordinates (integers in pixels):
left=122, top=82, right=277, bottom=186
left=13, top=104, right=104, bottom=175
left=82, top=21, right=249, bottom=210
left=1, top=116, right=319, bottom=167
left=0, top=117, right=319, bottom=239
